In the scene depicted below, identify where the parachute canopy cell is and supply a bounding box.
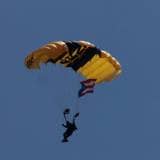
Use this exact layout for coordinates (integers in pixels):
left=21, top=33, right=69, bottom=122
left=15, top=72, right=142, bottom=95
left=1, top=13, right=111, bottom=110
left=24, top=41, right=122, bottom=83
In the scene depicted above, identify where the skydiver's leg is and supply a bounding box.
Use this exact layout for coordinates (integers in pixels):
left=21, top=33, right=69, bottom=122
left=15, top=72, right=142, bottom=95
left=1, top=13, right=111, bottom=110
left=62, top=138, right=68, bottom=142
left=64, top=129, right=73, bottom=138
left=62, top=130, right=70, bottom=142
left=62, top=134, right=68, bottom=142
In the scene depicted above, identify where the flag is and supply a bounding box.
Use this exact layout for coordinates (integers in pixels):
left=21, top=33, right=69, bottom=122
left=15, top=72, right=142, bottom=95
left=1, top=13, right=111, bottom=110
left=78, top=79, right=96, bottom=97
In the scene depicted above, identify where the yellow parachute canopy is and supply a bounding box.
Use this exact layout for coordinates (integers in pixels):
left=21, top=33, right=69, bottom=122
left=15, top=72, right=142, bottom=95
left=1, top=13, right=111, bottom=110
left=25, top=41, right=121, bottom=83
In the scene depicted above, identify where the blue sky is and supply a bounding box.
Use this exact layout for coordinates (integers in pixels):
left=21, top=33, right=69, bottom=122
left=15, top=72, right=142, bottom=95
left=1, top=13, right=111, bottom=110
left=0, top=0, right=160, bottom=160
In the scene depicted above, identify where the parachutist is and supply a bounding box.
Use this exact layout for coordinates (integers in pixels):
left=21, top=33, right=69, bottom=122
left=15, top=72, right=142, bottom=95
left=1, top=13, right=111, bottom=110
left=62, top=109, right=79, bottom=142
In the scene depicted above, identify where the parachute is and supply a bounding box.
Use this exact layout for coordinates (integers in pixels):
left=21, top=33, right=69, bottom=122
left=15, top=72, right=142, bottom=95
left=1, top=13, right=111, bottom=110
left=25, top=40, right=121, bottom=84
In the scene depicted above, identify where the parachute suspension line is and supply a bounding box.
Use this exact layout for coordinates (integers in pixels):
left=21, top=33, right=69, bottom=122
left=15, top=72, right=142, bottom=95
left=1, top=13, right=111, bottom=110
left=56, top=71, right=75, bottom=125
left=57, top=67, right=79, bottom=118
left=73, top=73, right=81, bottom=115
left=74, top=95, right=80, bottom=115
left=56, top=67, right=71, bottom=114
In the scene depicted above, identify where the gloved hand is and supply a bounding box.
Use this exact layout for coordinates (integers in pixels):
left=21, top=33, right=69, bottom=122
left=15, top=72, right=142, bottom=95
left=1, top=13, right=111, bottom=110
left=63, top=108, right=70, bottom=114
left=74, top=112, right=80, bottom=118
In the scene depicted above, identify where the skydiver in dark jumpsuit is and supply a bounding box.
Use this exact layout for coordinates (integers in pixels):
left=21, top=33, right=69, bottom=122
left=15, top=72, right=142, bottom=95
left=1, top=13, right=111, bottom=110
left=62, top=108, right=79, bottom=142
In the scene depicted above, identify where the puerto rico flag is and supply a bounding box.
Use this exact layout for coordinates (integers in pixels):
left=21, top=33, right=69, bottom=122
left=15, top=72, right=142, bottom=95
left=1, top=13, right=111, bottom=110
left=78, top=79, right=96, bottom=97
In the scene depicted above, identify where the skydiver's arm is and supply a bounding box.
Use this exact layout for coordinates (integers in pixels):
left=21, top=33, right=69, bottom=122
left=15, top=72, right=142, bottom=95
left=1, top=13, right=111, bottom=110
left=63, top=113, right=67, bottom=122
left=72, top=117, right=77, bottom=126
left=72, top=112, right=79, bottom=123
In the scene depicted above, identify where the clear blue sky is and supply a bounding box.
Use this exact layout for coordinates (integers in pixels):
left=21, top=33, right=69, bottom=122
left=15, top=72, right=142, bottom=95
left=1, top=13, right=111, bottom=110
left=0, top=0, right=160, bottom=160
